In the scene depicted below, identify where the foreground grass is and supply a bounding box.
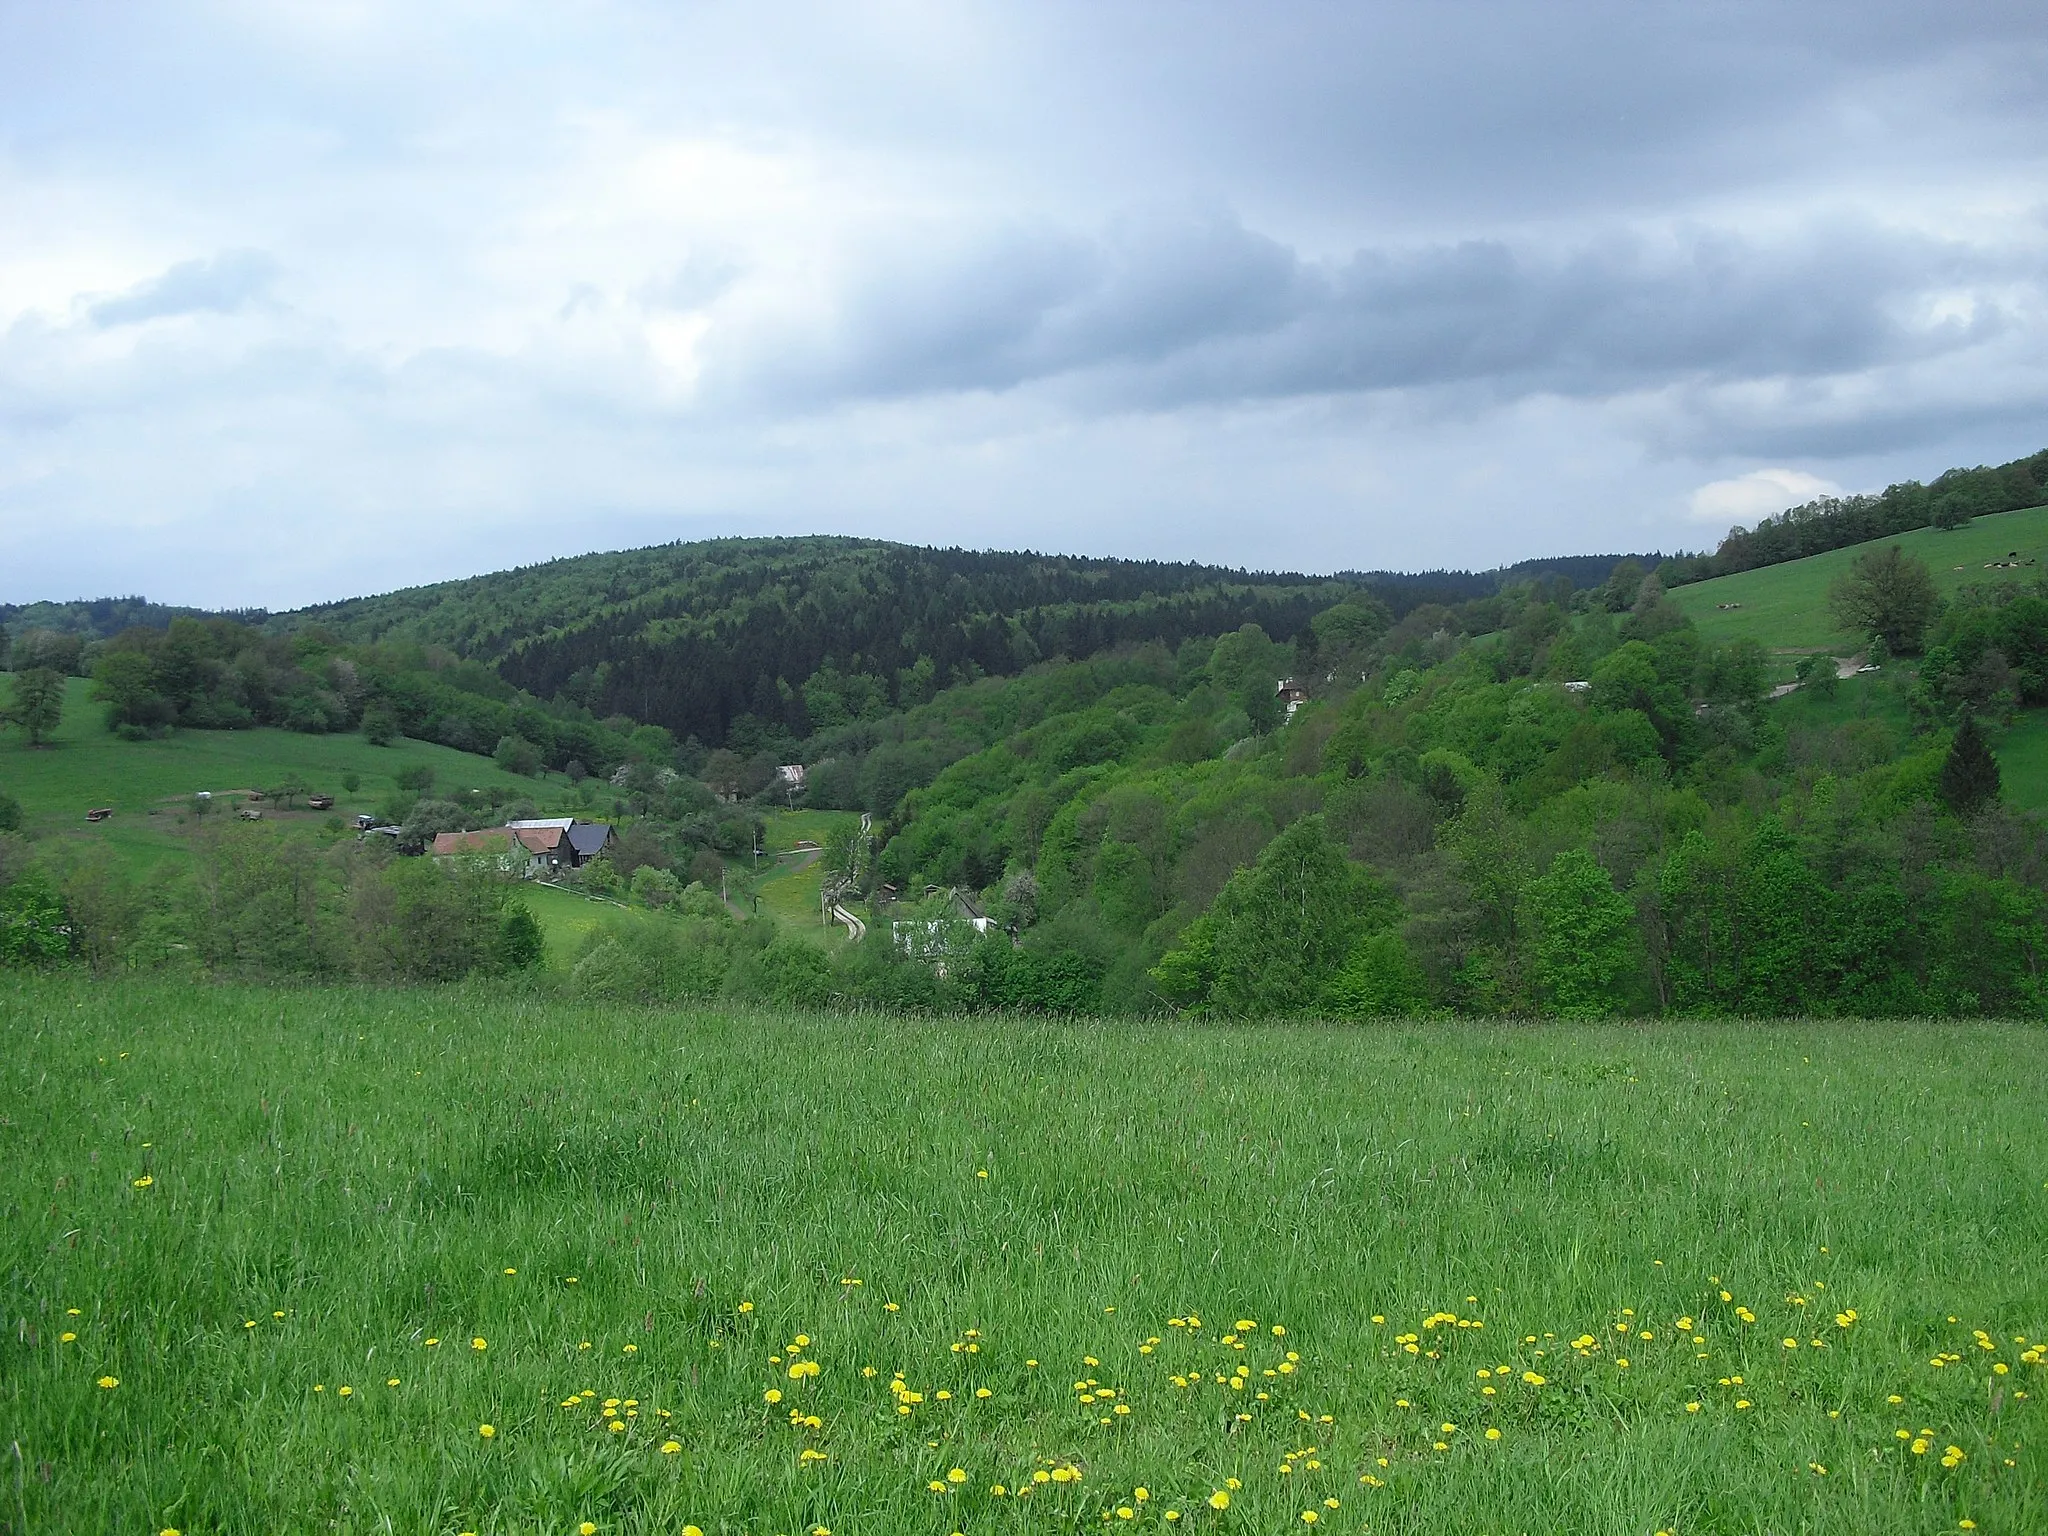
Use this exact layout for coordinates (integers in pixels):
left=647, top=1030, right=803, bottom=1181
left=2, top=979, right=2043, bottom=1535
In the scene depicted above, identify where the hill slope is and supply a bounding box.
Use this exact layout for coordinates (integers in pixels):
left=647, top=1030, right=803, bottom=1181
left=1667, top=502, right=2048, bottom=652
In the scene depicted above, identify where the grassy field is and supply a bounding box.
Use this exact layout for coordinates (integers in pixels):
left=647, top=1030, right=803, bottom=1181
left=1668, top=503, right=2048, bottom=653
left=3, top=978, right=2042, bottom=1535
left=0, top=676, right=562, bottom=872
left=750, top=810, right=861, bottom=943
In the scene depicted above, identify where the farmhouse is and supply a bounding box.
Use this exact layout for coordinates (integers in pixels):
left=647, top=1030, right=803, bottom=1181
left=431, top=817, right=615, bottom=878
left=507, top=816, right=613, bottom=869
left=1275, top=678, right=1310, bottom=719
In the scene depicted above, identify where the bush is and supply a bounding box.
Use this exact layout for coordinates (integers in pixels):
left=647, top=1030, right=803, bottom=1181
left=360, top=705, right=399, bottom=746
left=570, top=912, right=738, bottom=1005
left=493, top=903, right=545, bottom=971
left=0, top=869, right=70, bottom=964
left=1318, top=931, right=1430, bottom=1018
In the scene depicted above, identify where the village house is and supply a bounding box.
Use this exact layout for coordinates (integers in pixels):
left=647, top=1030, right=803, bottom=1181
left=1275, top=678, right=1310, bottom=720
left=431, top=817, right=615, bottom=878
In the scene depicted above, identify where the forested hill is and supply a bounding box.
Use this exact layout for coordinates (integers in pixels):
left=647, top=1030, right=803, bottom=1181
left=269, top=536, right=1659, bottom=750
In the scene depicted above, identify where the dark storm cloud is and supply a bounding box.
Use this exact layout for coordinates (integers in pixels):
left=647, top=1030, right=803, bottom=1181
left=762, top=212, right=2018, bottom=408
left=89, top=250, right=279, bottom=327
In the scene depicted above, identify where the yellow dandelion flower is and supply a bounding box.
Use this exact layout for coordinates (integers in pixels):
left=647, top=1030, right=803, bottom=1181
left=580, top=1524, right=597, bottom=1535
left=470, top=1337, right=487, bottom=1352
left=661, top=1440, right=682, bottom=1454
left=478, top=1424, right=495, bottom=1438
left=1208, top=1491, right=1230, bottom=1511
left=132, top=1176, right=153, bottom=1188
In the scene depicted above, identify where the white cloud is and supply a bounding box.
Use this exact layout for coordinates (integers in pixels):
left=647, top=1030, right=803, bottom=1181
left=1685, top=467, right=1845, bottom=528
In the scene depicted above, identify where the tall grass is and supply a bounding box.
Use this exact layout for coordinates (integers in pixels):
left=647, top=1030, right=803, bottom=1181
left=3, top=976, right=2042, bottom=1534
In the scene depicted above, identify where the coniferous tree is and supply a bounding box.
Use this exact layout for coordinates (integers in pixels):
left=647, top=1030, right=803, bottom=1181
left=1940, top=715, right=2000, bottom=814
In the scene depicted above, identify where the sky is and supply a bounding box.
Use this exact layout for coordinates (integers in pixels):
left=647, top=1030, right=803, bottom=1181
left=2, top=1, right=2045, bottom=610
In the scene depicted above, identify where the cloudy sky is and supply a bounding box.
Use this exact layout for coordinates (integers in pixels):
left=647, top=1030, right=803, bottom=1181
left=3, top=1, right=2045, bottom=609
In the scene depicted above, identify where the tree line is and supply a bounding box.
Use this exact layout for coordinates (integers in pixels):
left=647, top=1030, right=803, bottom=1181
left=1660, top=447, right=2048, bottom=587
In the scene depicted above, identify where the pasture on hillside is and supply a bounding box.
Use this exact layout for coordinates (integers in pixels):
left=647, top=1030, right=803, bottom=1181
left=4, top=977, right=2042, bottom=1535
left=0, top=676, right=559, bottom=873
left=1667, top=504, right=2048, bottom=653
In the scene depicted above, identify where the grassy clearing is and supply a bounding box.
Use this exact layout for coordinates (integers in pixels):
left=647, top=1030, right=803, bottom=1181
left=521, top=883, right=643, bottom=970
left=3, top=977, right=2042, bottom=1535
left=1667, top=503, right=2048, bottom=652
left=0, top=676, right=558, bottom=872
left=748, top=811, right=861, bottom=944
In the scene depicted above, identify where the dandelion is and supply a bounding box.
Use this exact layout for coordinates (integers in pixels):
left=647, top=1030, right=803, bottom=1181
left=947, top=1467, right=967, bottom=1484
left=337, top=1385, right=353, bottom=1398
left=478, top=1424, right=495, bottom=1438
left=580, top=1524, right=597, bottom=1535
left=470, top=1337, right=487, bottom=1352
left=738, top=1301, right=754, bottom=1313
left=60, top=1331, right=75, bottom=1343
left=661, top=1440, right=682, bottom=1454
left=97, top=1376, right=119, bottom=1390
left=504, top=1268, right=517, bottom=1275
left=1208, top=1491, right=1230, bottom=1511
left=132, top=1175, right=153, bottom=1188
left=1485, top=1427, right=1502, bottom=1441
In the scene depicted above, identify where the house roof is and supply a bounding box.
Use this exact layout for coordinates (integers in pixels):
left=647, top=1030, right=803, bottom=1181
left=567, top=822, right=613, bottom=855
left=432, top=829, right=517, bottom=856
left=511, top=825, right=565, bottom=852
left=506, top=817, right=576, bottom=830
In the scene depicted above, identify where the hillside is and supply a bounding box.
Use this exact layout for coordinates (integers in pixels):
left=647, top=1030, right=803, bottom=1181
left=267, top=535, right=1666, bottom=753
left=0, top=676, right=567, bottom=871
left=1668, top=502, right=2048, bottom=652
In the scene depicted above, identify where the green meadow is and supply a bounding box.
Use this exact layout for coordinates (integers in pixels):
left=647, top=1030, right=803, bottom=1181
left=1667, top=503, right=2048, bottom=653
left=0, top=676, right=555, bottom=872
left=4, top=976, right=2042, bottom=1535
